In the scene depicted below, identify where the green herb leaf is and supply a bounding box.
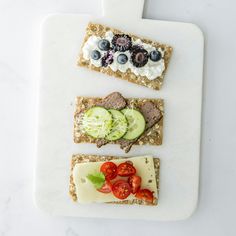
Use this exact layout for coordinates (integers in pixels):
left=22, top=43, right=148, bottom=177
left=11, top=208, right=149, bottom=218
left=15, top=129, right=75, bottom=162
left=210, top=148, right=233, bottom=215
left=87, top=172, right=105, bottom=189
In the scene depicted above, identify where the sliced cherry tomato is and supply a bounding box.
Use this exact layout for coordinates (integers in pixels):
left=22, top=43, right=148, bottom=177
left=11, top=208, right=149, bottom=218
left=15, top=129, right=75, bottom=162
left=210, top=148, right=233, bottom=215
left=128, top=175, right=141, bottom=194
left=112, top=180, right=131, bottom=199
left=135, top=189, right=154, bottom=203
left=100, top=161, right=117, bottom=180
left=117, top=162, right=136, bottom=177
left=97, top=180, right=112, bottom=193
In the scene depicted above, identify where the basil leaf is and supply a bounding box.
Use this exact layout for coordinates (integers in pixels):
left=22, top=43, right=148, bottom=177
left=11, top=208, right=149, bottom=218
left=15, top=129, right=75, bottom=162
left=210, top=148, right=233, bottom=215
left=87, top=172, right=105, bottom=189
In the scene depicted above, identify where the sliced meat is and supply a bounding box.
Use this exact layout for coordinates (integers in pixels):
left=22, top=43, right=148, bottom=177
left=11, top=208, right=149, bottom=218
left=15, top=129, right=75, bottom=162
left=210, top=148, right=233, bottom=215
left=96, top=139, right=108, bottom=148
left=96, top=92, right=127, bottom=110
left=119, top=139, right=136, bottom=153
left=139, top=101, right=162, bottom=128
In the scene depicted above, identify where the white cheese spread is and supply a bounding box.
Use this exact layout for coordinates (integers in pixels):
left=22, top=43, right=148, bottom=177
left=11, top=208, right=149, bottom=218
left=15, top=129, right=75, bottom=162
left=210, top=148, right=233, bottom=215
left=82, top=31, right=165, bottom=80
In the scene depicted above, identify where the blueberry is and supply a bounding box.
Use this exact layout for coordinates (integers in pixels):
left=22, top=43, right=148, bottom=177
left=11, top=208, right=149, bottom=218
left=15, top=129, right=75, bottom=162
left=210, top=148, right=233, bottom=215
left=149, top=50, right=162, bottom=62
left=117, top=54, right=128, bottom=64
left=98, top=39, right=110, bottom=51
left=91, top=50, right=101, bottom=60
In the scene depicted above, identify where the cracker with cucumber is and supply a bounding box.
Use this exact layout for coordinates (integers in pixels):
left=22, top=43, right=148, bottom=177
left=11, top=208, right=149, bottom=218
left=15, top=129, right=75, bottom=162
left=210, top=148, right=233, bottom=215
left=74, top=92, right=163, bottom=153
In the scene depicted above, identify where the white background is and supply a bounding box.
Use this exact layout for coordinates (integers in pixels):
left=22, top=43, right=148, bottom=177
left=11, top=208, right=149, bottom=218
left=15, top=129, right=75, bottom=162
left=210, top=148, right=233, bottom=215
left=0, top=0, right=235, bottom=235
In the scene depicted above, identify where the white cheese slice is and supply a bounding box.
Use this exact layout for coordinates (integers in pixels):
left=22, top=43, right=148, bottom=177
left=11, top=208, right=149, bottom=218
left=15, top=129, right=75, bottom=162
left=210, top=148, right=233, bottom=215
left=73, top=156, right=158, bottom=203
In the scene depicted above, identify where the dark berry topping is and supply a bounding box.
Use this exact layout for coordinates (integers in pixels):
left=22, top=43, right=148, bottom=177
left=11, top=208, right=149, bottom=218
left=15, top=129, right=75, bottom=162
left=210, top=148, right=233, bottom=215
left=98, top=39, right=110, bottom=51
left=131, top=48, right=148, bottom=67
left=130, top=45, right=143, bottom=52
left=91, top=50, right=101, bottom=60
left=112, top=34, right=132, bottom=52
left=117, top=54, right=128, bottom=64
left=149, top=50, right=162, bottom=62
left=101, top=50, right=114, bottom=67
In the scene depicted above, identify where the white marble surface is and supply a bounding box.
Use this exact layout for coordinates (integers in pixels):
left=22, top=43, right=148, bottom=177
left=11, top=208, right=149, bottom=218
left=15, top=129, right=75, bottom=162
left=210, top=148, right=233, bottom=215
left=0, top=0, right=235, bottom=235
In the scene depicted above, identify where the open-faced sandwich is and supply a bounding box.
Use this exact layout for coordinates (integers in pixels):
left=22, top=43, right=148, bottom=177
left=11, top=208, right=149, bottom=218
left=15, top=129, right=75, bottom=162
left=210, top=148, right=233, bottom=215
left=77, top=22, right=173, bottom=90
left=74, top=92, right=163, bottom=153
left=69, top=154, right=160, bottom=206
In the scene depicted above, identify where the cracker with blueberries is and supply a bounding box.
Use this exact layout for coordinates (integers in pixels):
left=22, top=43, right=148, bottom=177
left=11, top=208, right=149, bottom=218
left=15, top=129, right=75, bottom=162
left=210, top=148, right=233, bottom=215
left=77, top=23, right=173, bottom=90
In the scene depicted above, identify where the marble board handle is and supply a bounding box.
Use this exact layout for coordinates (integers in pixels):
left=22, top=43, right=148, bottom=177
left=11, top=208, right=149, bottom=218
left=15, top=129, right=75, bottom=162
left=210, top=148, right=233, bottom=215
left=102, top=0, right=145, bottom=20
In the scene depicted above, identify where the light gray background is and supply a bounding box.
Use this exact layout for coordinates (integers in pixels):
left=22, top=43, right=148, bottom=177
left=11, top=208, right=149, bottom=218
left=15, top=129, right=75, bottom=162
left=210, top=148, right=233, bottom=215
left=0, top=0, right=235, bottom=235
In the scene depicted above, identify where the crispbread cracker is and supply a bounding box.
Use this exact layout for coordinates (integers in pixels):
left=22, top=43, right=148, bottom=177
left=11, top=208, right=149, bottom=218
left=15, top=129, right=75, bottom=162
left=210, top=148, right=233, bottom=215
left=74, top=97, right=164, bottom=148
left=77, top=22, right=173, bottom=90
left=69, top=154, right=160, bottom=206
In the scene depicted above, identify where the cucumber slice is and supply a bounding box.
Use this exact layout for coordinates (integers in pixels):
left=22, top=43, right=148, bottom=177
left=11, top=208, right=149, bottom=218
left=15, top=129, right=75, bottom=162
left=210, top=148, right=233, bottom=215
left=82, top=106, right=113, bottom=138
left=106, top=109, right=128, bottom=141
left=121, top=109, right=146, bottom=140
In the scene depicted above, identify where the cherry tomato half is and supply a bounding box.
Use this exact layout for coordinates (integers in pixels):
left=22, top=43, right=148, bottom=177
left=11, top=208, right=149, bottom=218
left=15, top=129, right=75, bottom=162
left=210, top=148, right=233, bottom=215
left=117, top=162, right=136, bottom=177
left=100, top=161, right=117, bottom=180
left=135, top=189, right=154, bottom=203
left=128, top=175, right=141, bottom=194
left=97, top=180, right=112, bottom=193
left=112, top=180, right=131, bottom=200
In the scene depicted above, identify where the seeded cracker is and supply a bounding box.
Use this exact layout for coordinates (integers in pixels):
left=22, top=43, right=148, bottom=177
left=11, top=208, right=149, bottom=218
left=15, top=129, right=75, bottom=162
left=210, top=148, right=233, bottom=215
left=74, top=97, right=164, bottom=149
left=77, top=23, right=173, bottom=90
left=69, top=154, right=160, bottom=206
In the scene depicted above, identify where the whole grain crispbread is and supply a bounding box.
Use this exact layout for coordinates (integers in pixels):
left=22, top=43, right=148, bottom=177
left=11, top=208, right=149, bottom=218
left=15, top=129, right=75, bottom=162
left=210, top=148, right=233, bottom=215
left=69, top=154, right=160, bottom=206
left=74, top=96, right=164, bottom=151
left=77, top=22, right=173, bottom=90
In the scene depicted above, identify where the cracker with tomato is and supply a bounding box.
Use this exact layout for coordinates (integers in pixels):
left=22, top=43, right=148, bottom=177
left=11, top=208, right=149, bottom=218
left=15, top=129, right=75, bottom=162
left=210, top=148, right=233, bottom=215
left=69, top=154, right=160, bottom=206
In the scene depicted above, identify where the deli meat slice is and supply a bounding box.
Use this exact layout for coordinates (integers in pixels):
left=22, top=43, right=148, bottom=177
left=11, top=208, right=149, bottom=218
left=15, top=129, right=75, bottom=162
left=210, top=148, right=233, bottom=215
left=119, top=139, right=136, bottom=153
left=96, top=139, right=109, bottom=148
left=96, top=92, right=127, bottom=110
left=139, top=101, right=162, bottom=128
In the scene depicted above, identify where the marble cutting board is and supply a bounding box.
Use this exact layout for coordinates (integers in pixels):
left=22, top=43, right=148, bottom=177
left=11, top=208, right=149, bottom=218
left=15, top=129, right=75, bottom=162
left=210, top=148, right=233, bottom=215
left=35, top=0, right=204, bottom=221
